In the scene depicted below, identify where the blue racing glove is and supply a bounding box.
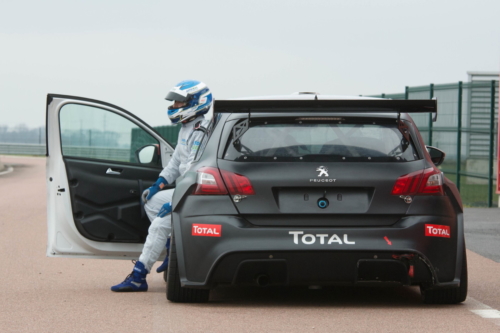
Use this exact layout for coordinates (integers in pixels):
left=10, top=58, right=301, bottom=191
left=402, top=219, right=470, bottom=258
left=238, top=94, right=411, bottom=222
left=141, top=177, right=168, bottom=204
left=157, top=202, right=172, bottom=218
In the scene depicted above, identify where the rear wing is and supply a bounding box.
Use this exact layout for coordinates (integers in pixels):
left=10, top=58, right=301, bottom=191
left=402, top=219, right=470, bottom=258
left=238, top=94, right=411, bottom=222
left=214, top=99, right=438, bottom=121
left=216, top=99, right=438, bottom=145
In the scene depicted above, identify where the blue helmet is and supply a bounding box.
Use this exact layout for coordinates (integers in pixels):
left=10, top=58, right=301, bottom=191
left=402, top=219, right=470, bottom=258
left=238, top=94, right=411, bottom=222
left=165, top=80, right=213, bottom=124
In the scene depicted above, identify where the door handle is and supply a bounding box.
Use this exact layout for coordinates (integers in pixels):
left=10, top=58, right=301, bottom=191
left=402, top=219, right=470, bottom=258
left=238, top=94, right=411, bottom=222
left=106, top=168, right=122, bottom=175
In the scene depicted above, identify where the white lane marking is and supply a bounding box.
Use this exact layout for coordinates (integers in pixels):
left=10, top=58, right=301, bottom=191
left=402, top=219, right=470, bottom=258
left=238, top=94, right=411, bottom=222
left=466, top=297, right=500, bottom=326
left=471, top=309, right=500, bottom=319
left=0, top=166, right=14, bottom=176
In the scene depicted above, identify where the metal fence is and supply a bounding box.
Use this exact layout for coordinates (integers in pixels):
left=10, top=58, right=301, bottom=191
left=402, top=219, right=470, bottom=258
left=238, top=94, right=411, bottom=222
left=368, top=80, right=499, bottom=207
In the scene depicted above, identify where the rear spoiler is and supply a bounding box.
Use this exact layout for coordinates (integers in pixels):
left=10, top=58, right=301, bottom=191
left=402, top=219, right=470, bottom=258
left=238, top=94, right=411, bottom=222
left=214, top=99, right=438, bottom=121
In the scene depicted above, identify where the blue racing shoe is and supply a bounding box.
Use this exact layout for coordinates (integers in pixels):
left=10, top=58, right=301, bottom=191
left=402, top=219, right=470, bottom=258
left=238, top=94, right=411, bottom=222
left=156, top=238, right=171, bottom=273
left=111, top=261, right=148, bottom=292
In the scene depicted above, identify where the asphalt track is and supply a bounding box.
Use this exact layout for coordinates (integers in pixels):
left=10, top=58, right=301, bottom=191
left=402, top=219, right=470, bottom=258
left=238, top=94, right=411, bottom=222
left=1, top=155, right=500, bottom=333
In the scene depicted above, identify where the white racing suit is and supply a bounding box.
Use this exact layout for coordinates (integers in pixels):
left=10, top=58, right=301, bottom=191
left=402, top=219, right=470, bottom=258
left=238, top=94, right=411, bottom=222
left=138, top=115, right=210, bottom=272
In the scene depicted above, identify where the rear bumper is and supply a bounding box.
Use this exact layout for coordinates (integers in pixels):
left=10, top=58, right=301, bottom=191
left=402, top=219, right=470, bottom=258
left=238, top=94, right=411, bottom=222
left=173, top=213, right=464, bottom=289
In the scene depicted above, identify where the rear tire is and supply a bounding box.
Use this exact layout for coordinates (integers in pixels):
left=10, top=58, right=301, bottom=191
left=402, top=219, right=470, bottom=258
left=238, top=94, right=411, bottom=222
left=166, top=231, right=210, bottom=303
left=421, top=248, right=468, bottom=304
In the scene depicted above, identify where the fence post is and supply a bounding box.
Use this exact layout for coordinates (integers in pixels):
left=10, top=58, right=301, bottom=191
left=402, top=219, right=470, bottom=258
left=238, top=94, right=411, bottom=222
left=488, top=80, right=496, bottom=207
left=428, top=84, right=434, bottom=146
left=456, top=82, right=463, bottom=191
left=405, top=86, right=409, bottom=100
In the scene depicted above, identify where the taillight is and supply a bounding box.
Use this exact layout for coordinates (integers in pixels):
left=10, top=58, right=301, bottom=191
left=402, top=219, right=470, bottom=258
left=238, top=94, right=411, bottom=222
left=391, top=169, right=423, bottom=195
left=193, top=167, right=228, bottom=195
left=392, top=167, right=443, bottom=196
left=220, top=170, right=255, bottom=195
left=193, top=167, right=255, bottom=196
left=419, top=168, right=444, bottom=195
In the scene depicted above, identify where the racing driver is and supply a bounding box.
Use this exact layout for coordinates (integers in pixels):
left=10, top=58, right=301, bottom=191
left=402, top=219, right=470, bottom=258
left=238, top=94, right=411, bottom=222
left=111, top=80, right=212, bottom=292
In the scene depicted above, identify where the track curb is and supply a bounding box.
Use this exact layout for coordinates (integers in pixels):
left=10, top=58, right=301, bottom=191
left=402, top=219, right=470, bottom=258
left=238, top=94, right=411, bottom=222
left=0, top=165, right=14, bottom=176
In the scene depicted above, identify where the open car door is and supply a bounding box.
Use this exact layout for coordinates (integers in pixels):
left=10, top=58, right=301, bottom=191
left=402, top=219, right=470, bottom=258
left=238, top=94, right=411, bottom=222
left=46, top=94, right=175, bottom=259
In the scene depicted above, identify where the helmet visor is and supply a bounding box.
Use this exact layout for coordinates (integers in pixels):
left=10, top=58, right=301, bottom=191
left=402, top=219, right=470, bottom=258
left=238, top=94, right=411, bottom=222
left=165, top=91, right=189, bottom=102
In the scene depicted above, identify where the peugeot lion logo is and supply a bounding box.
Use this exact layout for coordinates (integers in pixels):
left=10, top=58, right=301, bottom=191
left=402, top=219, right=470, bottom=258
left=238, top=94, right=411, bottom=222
left=317, top=166, right=329, bottom=177
left=310, top=166, right=336, bottom=183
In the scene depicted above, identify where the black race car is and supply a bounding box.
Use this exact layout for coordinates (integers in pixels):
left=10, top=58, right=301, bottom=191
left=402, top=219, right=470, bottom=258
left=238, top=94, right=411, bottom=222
left=165, top=96, right=466, bottom=304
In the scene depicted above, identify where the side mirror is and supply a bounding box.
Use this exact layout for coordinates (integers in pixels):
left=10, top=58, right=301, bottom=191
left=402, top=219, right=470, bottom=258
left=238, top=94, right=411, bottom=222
left=135, top=144, right=160, bottom=165
left=426, top=146, right=445, bottom=167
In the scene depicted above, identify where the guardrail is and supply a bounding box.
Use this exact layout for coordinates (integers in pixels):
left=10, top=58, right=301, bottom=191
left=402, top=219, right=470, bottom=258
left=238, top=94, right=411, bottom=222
left=0, top=143, right=46, bottom=155
left=62, top=146, right=130, bottom=162
left=0, top=144, right=132, bottom=162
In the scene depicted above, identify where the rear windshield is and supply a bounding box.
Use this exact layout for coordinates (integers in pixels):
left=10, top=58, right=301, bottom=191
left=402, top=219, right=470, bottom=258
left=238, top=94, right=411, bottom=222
left=223, top=119, right=419, bottom=162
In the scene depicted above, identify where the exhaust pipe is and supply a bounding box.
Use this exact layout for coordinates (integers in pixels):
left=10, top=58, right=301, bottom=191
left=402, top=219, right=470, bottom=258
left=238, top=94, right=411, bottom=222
left=255, top=274, right=270, bottom=287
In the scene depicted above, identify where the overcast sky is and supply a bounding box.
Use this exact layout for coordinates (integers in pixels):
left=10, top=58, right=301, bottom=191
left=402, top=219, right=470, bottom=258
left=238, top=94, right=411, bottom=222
left=1, top=0, right=499, bottom=128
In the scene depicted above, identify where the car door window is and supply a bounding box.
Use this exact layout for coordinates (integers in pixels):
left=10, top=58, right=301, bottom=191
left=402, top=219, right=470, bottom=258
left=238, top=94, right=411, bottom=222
left=59, top=103, right=160, bottom=165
